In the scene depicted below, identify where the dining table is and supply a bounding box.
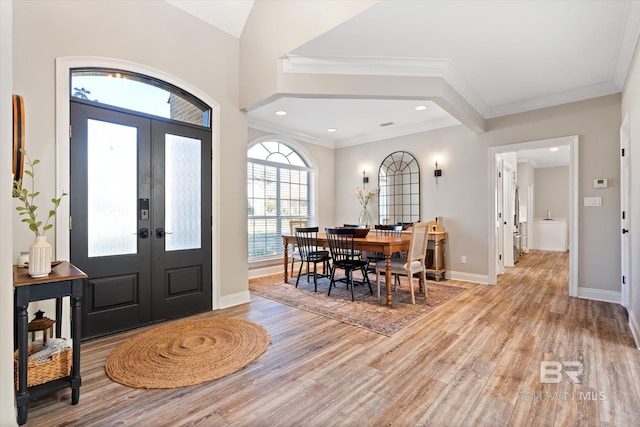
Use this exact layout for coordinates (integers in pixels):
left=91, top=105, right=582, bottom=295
left=282, top=232, right=412, bottom=307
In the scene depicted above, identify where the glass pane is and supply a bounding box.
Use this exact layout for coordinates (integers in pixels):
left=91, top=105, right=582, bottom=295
left=87, top=119, right=137, bottom=257
left=165, top=134, right=201, bottom=251
left=72, top=70, right=210, bottom=127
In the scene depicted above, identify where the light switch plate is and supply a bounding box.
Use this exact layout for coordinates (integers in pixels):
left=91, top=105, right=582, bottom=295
left=584, top=197, right=602, bottom=207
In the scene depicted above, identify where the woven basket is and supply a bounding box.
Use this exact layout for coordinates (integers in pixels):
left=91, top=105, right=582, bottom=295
left=14, top=343, right=72, bottom=389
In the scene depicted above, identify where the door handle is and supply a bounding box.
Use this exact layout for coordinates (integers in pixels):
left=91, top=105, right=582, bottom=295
left=137, top=228, right=149, bottom=239
left=156, top=227, right=173, bottom=238
left=622, top=228, right=629, bottom=234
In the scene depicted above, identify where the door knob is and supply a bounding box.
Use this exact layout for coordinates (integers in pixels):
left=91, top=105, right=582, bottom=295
left=138, top=228, right=149, bottom=239
left=156, top=227, right=173, bottom=238
left=622, top=228, right=629, bottom=234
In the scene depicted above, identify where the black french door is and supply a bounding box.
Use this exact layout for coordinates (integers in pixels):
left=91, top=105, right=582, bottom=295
left=70, top=100, right=212, bottom=339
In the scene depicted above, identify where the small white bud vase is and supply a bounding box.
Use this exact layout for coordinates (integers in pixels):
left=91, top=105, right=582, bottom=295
left=29, top=235, right=51, bottom=278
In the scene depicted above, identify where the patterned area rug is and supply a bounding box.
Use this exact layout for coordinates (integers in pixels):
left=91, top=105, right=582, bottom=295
left=249, top=273, right=471, bottom=336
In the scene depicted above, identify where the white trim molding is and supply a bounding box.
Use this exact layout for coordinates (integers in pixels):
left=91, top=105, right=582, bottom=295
left=448, top=271, right=490, bottom=285
left=55, top=56, right=222, bottom=310
left=219, top=291, right=251, bottom=309
left=577, top=287, right=621, bottom=304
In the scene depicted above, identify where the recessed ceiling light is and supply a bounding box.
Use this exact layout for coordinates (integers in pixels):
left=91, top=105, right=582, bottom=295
left=415, top=105, right=428, bottom=111
left=550, top=147, right=559, bottom=152
left=275, top=110, right=287, bottom=116
left=327, top=128, right=336, bottom=132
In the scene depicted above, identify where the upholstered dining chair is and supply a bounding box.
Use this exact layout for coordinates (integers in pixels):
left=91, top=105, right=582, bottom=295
left=294, top=226, right=330, bottom=292
left=375, top=222, right=429, bottom=305
left=289, top=219, right=308, bottom=277
left=325, top=227, right=373, bottom=301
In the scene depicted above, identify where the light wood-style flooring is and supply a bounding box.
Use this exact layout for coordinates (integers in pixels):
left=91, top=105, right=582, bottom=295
left=24, top=250, right=640, bottom=426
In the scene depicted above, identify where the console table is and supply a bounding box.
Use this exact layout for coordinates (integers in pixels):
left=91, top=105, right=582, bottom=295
left=13, top=262, right=86, bottom=425
left=426, top=231, right=447, bottom=281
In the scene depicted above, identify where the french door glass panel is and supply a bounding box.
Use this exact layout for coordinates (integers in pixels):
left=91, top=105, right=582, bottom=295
left=165, top=133, right=201, bottom=251
left=87, top=119, right=138, bottom=257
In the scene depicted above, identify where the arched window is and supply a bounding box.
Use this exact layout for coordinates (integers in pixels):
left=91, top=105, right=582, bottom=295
left=247, top=140, right=312, bottom=259
left=71, top=69, right=210, bottom=127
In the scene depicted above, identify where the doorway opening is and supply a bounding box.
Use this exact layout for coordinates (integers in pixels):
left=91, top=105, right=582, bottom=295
left=488, top=136, right=579, bottom=296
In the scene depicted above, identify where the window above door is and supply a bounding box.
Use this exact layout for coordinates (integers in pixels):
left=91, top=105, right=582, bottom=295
left=71, top=69, right=211, bottom=127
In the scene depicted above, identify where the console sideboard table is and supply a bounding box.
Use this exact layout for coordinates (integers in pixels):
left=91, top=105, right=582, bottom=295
left=13, top=261, right=86, bottom=425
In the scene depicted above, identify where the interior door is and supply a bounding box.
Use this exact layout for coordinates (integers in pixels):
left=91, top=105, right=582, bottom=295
left=70, top=100, right=211, bottom=339
left=621, top=115, right=631, bottom=308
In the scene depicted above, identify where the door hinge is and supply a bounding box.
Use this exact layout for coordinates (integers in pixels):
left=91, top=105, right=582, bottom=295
left=498, top=172, right=502, bottom=178
left=499, top=254, right=502, bottom=260
left=623, top=211, right=626, bottom=220
left=69, top=124, right=72, bottom=139
left=622, top=148, right=625, bottom=157
left=69, top=215, right=73, bottom=230
left=623, top=276, right=626, bottom=285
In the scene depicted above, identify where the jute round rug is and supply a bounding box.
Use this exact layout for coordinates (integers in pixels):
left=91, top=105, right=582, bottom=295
left=105, top=317, right=270, bottom=389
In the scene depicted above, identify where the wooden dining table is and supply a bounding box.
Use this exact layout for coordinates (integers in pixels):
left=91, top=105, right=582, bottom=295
left=282, top=232, right=411, bottom=307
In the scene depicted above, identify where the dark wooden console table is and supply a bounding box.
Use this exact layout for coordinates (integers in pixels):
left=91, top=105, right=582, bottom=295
left=13, top=261, right=86, bottom=425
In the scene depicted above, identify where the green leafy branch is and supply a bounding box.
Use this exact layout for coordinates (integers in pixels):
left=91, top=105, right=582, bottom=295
left=12, top=149, right=67, bottom=236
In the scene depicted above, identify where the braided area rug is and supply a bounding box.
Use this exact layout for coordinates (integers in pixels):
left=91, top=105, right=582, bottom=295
left=105, top=317, right=270, bottom=389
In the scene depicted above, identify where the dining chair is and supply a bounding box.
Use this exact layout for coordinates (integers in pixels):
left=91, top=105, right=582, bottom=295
left=289, top=219, right=308, bottom=277
left=325, top=227, right=373, bottom=301
left=364, top=224, right=403, bottom=267
left=294, top=226, right=330, bottom=292
left=375, top=222, right=429, bottom=305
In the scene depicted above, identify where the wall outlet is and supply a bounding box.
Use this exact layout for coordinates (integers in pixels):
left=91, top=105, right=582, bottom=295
left=461, top=256, right=467, bottom=264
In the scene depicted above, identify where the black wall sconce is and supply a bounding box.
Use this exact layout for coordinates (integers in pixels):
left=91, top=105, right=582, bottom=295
left=434, top=161, right=442, bottom=180
left=362, top=170, right=369, bottom=185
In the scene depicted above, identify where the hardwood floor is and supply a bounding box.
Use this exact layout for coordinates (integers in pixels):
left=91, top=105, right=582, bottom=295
left=24, top=250, right=640, bottom=426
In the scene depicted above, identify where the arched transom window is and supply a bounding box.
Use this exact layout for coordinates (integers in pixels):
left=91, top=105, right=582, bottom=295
left=247, top=140, right=313, bottom=259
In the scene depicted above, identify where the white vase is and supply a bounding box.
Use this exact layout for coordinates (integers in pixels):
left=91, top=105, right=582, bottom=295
left=29, top=235, right=51, bottom=278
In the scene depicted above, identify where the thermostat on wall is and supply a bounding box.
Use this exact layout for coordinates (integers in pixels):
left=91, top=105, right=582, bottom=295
left=593, top=178, right=608, bottom=188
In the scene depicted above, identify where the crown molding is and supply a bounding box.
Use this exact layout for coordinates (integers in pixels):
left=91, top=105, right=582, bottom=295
left=615, top=0, right=640, bottom=88
left=249, top=115, right=460, bottom=149
left=334, top=115, right=461, bottom=148
left=283, top=54, right=490, bottom=117
left=248, top=119, right=335, bottom=148
left=486, top=80, right=621, bottom=119
left=283, top=51, right=633, bottom=120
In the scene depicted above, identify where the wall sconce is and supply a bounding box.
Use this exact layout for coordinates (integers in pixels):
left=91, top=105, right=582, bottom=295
left=434, top=161, right=442, bottom=183
left=362, top=170, right=369, bottom=185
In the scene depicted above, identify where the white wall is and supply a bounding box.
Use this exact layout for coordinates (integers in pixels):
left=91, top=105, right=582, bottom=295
left=621, top=22, right=640, bottom=345
left=1, top=1, right=17, bottom=424
left=534, top=166, right=570, bottom=220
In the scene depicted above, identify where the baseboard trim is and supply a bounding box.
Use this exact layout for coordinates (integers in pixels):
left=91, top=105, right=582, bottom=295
left=249, top=265, right=283, bottom=279
left=629, top=309, right=640, bottom=349
left=218, top=290, right=251, bottom=308
left=577, top=287, right=621, bottom=304
left=447, top=271, right=490, bottom=285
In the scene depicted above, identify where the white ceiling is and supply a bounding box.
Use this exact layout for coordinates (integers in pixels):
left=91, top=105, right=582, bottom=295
left=167, top=0, right=640, bottom=148
left=517, top=145, right=571, bottom=169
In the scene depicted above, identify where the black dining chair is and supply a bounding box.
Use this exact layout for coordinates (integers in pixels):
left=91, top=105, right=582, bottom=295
left=325, top=227, right=372, bottom=301
left=294, top=226, right=331, bottom=292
